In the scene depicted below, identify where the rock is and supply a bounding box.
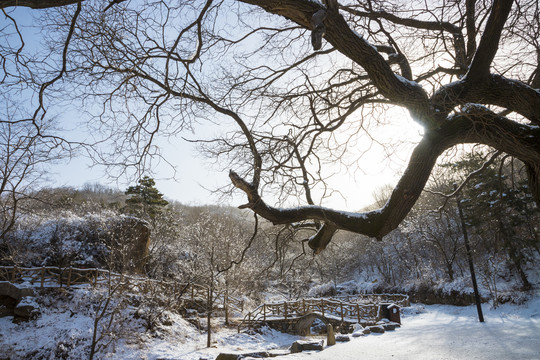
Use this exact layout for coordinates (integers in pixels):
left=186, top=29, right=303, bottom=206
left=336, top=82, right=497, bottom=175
left=382, top=323, right=397, bottom=331
left=267, top=350, right=290, bottom=357
left=215, top=354, right=240, bottom=360
left=14, top=296, right=40, bottom=319
left=290, top=340, right=324, bottom=353
left=290, top=342, right=302, bottom=354
left=363, top=327, right=371, bottom=334
left=215, top=351, right=269, bottom=360
left=215, top=352, right=270, bottom=360
left=301, top=340, right=324, bottom=351
left=0, top=281, right=35, bottom=301
left=335, top=334, right=350, bottom=342
left=0, top=295, right=17, bottom=317
left=368, top=325, right=385, bottom=334
left=109, top=217, right=151, bottom=273
left=352, top=323, right=365, bottom=337
left=327, top=323, right=336, bottom=346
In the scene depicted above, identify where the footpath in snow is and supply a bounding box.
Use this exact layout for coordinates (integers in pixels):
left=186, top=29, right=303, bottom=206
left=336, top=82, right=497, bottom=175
left=283, top=299, right=540, bottom=360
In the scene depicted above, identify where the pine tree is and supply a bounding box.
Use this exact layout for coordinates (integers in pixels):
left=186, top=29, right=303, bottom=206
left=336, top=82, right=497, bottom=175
left=124, top=176, right=169, bottom=224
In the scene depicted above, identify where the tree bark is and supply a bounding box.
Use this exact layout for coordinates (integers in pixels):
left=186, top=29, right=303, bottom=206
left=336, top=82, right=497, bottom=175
left=0, top=0, right=80, bottom=8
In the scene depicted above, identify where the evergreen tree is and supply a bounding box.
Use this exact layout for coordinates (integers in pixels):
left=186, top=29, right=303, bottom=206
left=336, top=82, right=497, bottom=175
left=444, top=153, right=539, bottom=290
left=124, top=176, right=169, bottom=224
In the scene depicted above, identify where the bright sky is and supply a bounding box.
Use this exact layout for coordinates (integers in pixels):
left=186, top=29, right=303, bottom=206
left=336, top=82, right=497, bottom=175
left=50, top=108, right=424, bottom=210
left=7, top=5, right=424, bottom=211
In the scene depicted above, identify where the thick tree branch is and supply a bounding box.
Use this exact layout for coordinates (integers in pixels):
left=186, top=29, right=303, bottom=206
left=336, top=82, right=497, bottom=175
left=465, top=0, right=477, bottom=63
left=467, top=0, right=514, bottom=82
left=230, top=108, right=540, bottom=248
left=238, top=0, right=434, bottom=127
left=0, top=0, right=80, bottom=8
left=432, top=74, right=540, bottom=125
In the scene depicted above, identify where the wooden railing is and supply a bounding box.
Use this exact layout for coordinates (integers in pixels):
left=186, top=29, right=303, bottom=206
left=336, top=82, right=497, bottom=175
left=0, top=266, right=243, bottom=314
left=332, top=293, right=410, bottom=307
left=238, top=297, right=381, bottom=332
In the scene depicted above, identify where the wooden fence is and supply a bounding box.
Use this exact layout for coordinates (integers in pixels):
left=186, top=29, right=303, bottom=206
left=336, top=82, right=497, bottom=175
left=0, top=266, right=243, bottom=314
left=332, top=293, right=410, bottom=307
left=238, top=297, right=381, bottom=332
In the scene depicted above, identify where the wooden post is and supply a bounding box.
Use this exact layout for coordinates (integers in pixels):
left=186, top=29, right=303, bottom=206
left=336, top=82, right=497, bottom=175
left=356, top=304, right=361, bottom=323
left=284, top=302, right=288, bottom=320
left=263, top=304, right=266, bottom=322
left=41, top=267, right=45, bottom=288
left=321, top=299, right=325, bottom=318
left=224, top=290, right=229, bottom=326
left=67, top=267, right=72, bottom=287
left=340, top=301, right=344, bottom=322
left=302, top=299, right=306, bottom=314
left=12, top=265, right=17, bottom=281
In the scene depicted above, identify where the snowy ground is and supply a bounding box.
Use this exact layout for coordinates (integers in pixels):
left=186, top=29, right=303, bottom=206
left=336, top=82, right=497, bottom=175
left=284, top=298, right=540, bottom=360
left=1, top=291, right=540, bottom=359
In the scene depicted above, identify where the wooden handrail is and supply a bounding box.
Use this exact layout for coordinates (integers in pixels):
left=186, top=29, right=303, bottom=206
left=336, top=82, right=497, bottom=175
left=236, top=293, right=408, bottom=333
left=0, top=266, right=244, bottom=315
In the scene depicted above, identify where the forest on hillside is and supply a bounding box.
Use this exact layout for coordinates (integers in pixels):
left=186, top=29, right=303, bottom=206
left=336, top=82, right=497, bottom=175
left=2, top=150, right=538, bottom=308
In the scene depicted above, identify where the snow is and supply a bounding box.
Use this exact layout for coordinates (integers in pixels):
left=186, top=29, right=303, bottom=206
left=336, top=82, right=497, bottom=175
left=284, top=299, right=540, bottom=360
left=2, top=289, right=540, bottom=359
left=396, top=74, right=423, bottom=89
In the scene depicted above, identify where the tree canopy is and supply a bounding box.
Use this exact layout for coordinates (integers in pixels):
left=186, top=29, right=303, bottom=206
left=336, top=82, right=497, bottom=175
left=1, top=0, right=539, bottom=253
left=124, top=176, right=168, bottom=222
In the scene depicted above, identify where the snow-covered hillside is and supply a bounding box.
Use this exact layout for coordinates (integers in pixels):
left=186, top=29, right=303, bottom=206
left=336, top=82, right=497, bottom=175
left=1, top=287, right=539, bottom=359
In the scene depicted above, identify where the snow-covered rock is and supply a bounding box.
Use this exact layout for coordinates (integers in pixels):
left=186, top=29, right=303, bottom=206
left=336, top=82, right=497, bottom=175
left=14, top=296, right=40, bottom=319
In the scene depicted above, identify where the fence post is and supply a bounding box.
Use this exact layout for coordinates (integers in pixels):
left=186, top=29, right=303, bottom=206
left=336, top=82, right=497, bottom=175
left=302, top=299, right=306, bottom=314
left=340, top=301, right=344, bottom=322
left=284, top=302, right=288, bottom=320
left=356, top=304, right=361, bottom=324
left=67, top=267, right=72, bottom=287
left=12, top=265, right=17, bottom=282
left=224, top=290, right=229, bottom=326
left=41, top=267, right=45, bottom=288
left=321, top=299, right=324, bottom=318
left=263, top=304, right=266, bottom=322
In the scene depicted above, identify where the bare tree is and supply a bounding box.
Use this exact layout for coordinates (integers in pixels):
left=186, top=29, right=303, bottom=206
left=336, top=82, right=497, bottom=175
left=3, top=0, right=540, bottom=255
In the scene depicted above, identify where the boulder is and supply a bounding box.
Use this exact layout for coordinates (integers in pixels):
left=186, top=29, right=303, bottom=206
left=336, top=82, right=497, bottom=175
left=110, top=217, right=151, bottom=273
left=0, top=281, right=35, bottom=301
left=335, top=334, right=350, bottom=342
left=352, top=323, right=365, bottom=337
left=215, top=352, right=269, bottom=360
left=290, top=340, right=324, bottom=353
left=0, top=295, right=17, bottom=317
left=14, top=296, right=40, bottom=319
left=368, top=325, right=385, bottom=334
